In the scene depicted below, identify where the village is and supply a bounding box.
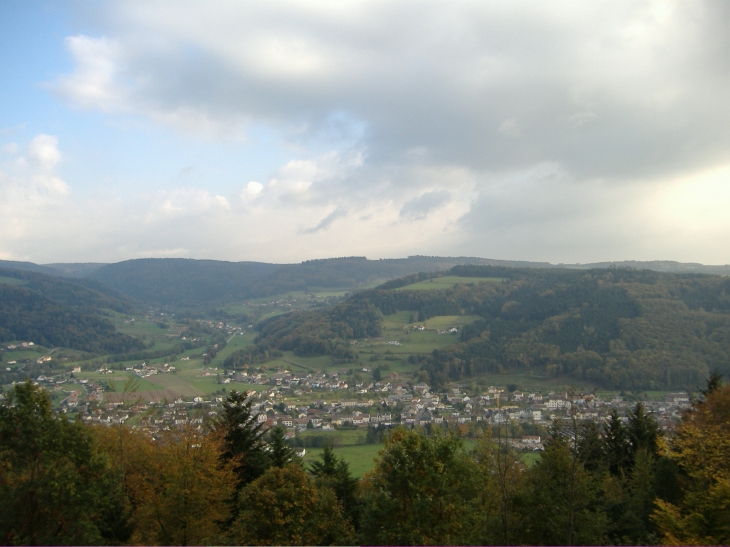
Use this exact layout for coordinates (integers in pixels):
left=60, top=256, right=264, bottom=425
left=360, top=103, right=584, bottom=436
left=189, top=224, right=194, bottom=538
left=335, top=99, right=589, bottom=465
left=11, top=358, right=692, bottom=455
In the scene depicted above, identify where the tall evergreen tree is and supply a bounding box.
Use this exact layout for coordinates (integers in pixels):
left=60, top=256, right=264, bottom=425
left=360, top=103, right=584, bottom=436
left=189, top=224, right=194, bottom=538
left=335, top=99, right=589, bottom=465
left=309, top=443, right=361, bottom=528
left=267, top=425, right=299, bottom=468
left=627, top=402, right=660, bottom=459
left=603, top=409, right=631, bottom=476
left=214, top=391, right=271, bottom=488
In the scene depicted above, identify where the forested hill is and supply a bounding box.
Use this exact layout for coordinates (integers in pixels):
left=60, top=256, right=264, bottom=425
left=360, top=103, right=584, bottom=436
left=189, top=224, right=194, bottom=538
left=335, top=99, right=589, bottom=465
left=83, top=256, right=531, bottom=305
left=255, top=266, right=730, bottom=390
left=0, top=270, right=144, bottom=354
left=0, top=268, right=138, bottom=314
left=1, top=256, right=729, bottom=305
left=86, top=258, right=280, bottom=305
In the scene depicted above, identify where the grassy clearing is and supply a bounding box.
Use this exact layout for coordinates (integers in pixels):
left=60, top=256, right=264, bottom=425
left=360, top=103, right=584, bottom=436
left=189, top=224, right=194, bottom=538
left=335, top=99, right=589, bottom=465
left=0, top=276, right=29, bottom=286
left=207, top=333, right=255, bottom=366
left=297, top=429, right=366, bottom=445
left=395, top=275, right=506, bottom=291
left=423, top=315, right=481, bottom=330
left=301, top=444, right=383, bottom=478
left=520, top=452, right=541, bottom=467
left=301, top=440, right=541, bottom=478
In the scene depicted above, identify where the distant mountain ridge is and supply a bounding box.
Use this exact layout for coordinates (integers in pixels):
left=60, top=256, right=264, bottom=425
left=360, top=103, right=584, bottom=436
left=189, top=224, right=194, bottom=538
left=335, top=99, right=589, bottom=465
left=0, top=256, right=728, bottom=306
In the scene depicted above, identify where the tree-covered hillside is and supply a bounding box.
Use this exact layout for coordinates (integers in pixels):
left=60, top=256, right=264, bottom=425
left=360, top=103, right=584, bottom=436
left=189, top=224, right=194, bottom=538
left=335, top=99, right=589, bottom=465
left=0, top=268, right=138, bottom=314
left=85, top=256, right=519, bottom=305
left=0, top=284, right=144, bottom=354
left=255, top=266, right=730, bottom=390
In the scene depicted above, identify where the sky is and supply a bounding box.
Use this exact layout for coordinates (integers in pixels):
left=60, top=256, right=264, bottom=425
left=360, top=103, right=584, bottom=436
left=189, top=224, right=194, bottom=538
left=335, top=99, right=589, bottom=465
left=0, top=0, right=728, bottom=265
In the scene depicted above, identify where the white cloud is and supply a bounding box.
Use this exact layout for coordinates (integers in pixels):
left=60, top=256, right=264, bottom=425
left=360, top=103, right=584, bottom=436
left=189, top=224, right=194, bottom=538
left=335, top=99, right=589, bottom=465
left=54, top=0, right=726, bottom=176
left=52, top=36, right=125, bottom=112
left=27, top=135, right=62, bottom=171
left=12, top=0, right=726, bottom=264
left=244, top=181, right=263, bottom=197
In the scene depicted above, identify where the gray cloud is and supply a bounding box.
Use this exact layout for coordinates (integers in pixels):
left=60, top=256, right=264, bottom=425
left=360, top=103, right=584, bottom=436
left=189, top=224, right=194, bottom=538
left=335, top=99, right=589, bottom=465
left=12, top=0, right=725, bottom=264
left=300, top=207, right=348, bottom=234
left=400, top=190, right=451, bottom=220
left=58, top=1, right=728, bottom=179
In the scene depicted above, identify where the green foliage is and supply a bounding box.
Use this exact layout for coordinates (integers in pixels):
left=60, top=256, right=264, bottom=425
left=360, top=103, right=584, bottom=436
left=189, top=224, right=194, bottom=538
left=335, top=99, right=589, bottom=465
left=226, top=464, right=355, bottom=546
left=652, top=377, right=730, bottom=545
left=359, top=428, right=484, bottom=545
left=0, top=267, right=138, bottom=314
left=0, top=380, right=726, bottom=546
left=214, top=391, right=271, bottom=489
left=414, top=267, right=730, bottom=389
left=267, top=425, right=300, bottom=468
left=254, top=299, right=382, bottom=358
left=87, top=256, right=511, bottom=305
left=0, top=283, right=144, bottom=354
left=309, top=443, right=361, bottom=527
left=518, top=432, right=609, bottom=545
left=251, top=265, right=730, bottom=389
left=0, top=381, right=126, bottom=545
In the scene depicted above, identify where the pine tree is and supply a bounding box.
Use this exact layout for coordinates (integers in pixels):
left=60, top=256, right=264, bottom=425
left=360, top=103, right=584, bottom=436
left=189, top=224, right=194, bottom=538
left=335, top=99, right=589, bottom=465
left=214, top=390, right=271, bottom=488
left=267, top=425, right=299, bottom=468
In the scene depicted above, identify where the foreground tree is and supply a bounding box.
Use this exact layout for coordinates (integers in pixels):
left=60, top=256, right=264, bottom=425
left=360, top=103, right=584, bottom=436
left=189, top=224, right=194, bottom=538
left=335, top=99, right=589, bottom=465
left=518, top=428, right=608, bottom=545
left=226, top=464, right=354, bottom=546
left=214, top=390, right=271, bottom=488
left=358, top=427, right=484, bottom=545
left=266, top=425, right=299, bottom=468
left=309, top=443, right=361, bottom=528
left=474, top=426, right=525, bottom=545
left=0, top=381, right=125, bottom=545
left=124, top=426, right=235, bottom=546
left=653, top=376, right=730, bottom=545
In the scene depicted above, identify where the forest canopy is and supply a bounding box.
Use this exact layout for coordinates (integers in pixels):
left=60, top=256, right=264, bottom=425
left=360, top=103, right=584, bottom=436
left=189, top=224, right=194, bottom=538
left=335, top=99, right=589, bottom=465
left=255, top=266, right=730, bottom=389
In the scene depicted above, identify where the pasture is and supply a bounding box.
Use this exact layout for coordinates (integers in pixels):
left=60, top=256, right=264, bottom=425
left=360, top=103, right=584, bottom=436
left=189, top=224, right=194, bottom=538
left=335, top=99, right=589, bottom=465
left=301, top=443, right=383, bottom=478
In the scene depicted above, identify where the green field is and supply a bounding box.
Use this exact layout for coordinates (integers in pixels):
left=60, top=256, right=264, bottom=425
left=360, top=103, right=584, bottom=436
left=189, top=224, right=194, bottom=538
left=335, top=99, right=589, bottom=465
left=395, top=275, right=506, bottom=291
left=0, top=276, right=29, bottom=286
left=301, top=444, right=383, bottom=478
left=423, top=315, right=481, bottom=330
left=300, top=440, right=541, bottom=478
left=297, top=428, right=366, bottom=445
left=521, top=452, right=541, bottom=467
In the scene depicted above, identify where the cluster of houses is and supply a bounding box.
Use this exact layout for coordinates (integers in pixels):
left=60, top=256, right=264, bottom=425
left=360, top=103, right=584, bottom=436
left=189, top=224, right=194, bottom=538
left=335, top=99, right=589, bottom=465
left=6, top=351, right=694, bottom=446
left=4, top=341, right=35, bottom=350
left=125, top=362, right=177, bottom=377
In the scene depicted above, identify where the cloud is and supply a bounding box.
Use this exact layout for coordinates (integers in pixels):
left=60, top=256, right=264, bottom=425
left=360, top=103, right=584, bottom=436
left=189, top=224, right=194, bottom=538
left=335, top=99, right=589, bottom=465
left=52, top=35, right=125, bottom=112
left=455, top=163, right=730, bottom=263
left=246, top=181, right=263, bottom=196
left=301, top=207, right=348, bottom=233
left=497, top=119, right=520, bottom=138
left=52, top=1, right=727, bottom=178
left=10, top=0, right=726, bottom=264
left=400, top=190, right=451, bottom=221
left=27, top=135, right=62, bottom=171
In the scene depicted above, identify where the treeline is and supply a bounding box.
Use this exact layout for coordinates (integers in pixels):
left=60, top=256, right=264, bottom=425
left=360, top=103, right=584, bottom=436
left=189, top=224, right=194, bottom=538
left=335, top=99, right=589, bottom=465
left=252, top=299, right=382, bottom=361
left=0, top=284, right=145, bottom=354
left=1, top=378, right=728, bottom=545
left=0, top=267, right=138, bottom=314
left=254, top=266, right=730, bottom=389
left=84, top=256, right=517, bottom=305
